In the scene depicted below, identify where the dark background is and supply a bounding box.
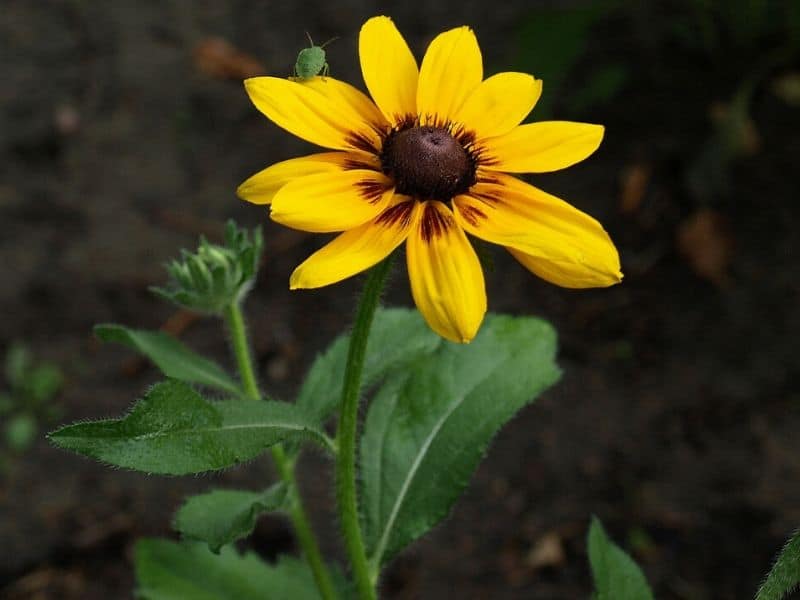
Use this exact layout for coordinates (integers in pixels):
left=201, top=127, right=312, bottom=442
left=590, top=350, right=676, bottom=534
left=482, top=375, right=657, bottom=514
left=2, top=1, right=799, bottom=598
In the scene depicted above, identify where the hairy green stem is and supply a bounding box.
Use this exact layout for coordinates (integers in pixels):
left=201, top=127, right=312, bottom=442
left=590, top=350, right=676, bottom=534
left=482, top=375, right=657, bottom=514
left=223, top=302, right=337, bottom=600
left=271, top=443, right=337, bottom=600
left=336, top=257, right=393, bottom=600
left=224, top=302, right=260, bottom=400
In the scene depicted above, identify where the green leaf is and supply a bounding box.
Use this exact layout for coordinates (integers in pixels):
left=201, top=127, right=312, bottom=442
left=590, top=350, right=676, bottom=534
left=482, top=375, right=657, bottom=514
left=94, top=324, right=241, bottom=395
left=588, top=516, right=654, bottom=600
left=516, top=5, right=609, bottom=119
left=360, top=314, right=560, bottom=567
left=566, top=63, right=629, bottom=115
left=4, top=343, right=31, bottom=389
left=135, top=540, right=322, bottom=600
left=49, top=380, right=332, bottom=475
left=26, top=363, right=64, bottom=405
left=5, top=413, right=37, bottom=451
left=295, top=307, right=442, bottom=425
left=174, top=483, right=290, bottom=553
left=756, top=528, right=800, bottom=600
left=0, top=393, right=14, bottom=415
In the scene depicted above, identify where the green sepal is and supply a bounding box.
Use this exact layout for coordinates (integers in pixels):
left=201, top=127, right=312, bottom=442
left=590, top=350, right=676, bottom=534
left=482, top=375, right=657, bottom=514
left=151, top=220, right=263, bottom=315
left=360, top=314, right=561, bottom=567
left=48, top=380, right=332, bottom=475
left=173, top=483, right=290, bottom=553
left=94, top=324, right=241, bottom=395
left=756, top=527, right=800, bottom=600
left=135, top=540, right=324, bottom=600
left=588, top=516, right=654, bottom=600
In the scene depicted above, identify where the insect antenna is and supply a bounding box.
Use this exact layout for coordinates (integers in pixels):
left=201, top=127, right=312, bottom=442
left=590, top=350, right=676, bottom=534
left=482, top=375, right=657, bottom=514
left=319, top=36, right=339, bottom=49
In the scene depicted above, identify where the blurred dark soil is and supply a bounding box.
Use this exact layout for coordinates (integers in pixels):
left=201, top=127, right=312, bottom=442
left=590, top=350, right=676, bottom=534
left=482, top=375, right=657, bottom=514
left=2, top=2, right=800, bottom=599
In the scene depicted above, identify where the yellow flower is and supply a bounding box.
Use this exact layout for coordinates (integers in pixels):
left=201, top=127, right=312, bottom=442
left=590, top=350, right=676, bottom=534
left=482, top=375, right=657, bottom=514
left=238, top=16, right=622, bottom=343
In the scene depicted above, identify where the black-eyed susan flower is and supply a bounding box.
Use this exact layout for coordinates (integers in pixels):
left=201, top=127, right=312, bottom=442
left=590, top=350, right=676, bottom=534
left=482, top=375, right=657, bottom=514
left=238, top=16, right=622, bottom=343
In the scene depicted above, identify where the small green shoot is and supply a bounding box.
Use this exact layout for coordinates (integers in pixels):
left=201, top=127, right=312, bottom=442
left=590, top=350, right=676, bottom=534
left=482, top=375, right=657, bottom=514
left=588, top=516, right=654, bottom=600
left=1, top=343, right=64, bottom=459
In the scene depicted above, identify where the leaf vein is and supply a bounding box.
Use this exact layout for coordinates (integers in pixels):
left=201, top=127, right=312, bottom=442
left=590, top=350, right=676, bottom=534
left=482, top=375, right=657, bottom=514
left=370, top=391, right=465, bottom=567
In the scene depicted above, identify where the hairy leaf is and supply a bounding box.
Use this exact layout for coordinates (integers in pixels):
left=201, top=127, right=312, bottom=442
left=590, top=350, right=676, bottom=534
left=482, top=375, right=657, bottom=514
left=588, top=517, right=654, bottom=600
left=361, top=314, right=560, bottom=567
left=756, top=528, right=800, bottom=600
left=174, top=483, right=289, bottom=552
left=95, top=324, right=240, bottom=394
left=49, top=380, right=330, bottom=474
left=289, top=308, right=441, bottom=459
left=135, top=540, right=321, bottom=600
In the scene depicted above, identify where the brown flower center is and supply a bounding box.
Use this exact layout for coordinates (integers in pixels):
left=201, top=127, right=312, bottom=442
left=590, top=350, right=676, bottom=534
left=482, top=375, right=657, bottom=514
left=380, top=126, right=475, bottom=201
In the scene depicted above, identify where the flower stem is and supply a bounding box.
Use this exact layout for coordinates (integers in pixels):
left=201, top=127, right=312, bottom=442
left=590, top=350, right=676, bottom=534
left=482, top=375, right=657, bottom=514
left=270, top=444, right=337, bottom=600
left=336, top=257, right=393, bottom=600
left=223, top=302, right=260, bottom=400
left=223, top=302, right=337, bottom=600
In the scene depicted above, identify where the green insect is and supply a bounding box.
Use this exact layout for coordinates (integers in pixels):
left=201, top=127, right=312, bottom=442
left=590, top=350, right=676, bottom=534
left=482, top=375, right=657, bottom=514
left=293, top=32, right=337, bottom=80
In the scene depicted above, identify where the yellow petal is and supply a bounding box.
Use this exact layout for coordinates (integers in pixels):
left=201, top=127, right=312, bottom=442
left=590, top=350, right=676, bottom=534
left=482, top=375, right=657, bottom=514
left=453, top=73, right=542, bottom=140
left=359, top=16, right=419, bottom=125
left=244, top=76, right=384, bottom=153
left=406, top=201, right=486, bottom=343
left=237, top=152, right=378, bottom=205
left=453, top=174, right=622, bottom=288
left=290, top=198, right=419, bottom=289
left=299, top=76, right=389, bottom=140
left=271, top=169, right=393, bottom=232
left=481, top=121, right=604, bottom=173
left=507, top=247, right=622, bottom=288
left=416, top=26, right=482, bottom=126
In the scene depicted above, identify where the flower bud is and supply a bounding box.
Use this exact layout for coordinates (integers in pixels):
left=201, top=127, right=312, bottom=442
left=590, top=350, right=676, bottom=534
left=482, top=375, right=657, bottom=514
left=151, top=220, right=263, bottom=314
